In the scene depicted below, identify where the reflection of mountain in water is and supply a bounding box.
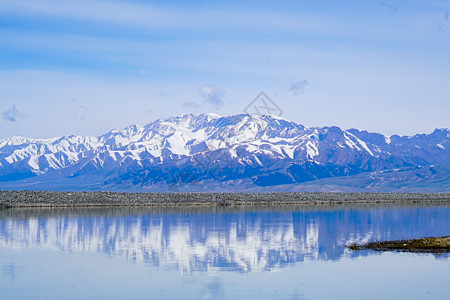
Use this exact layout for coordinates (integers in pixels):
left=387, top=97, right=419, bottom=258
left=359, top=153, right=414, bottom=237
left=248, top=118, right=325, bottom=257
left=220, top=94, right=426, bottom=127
left=0, top=206, right=448, bottom=273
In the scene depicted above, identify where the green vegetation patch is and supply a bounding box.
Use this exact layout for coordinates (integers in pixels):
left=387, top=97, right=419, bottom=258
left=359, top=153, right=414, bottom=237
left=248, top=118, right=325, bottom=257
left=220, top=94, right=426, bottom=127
left=348, top=236, right=450, bottom=253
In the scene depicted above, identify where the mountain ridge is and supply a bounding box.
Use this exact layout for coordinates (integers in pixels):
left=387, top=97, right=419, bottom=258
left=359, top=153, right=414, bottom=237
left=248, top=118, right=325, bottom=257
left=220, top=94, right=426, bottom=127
left=0, top=113, right=448, bottom=192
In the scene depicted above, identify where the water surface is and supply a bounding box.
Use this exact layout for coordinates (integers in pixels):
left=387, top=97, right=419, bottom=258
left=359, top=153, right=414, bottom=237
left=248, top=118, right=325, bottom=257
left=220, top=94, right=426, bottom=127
left=0, top=205, right=449, bottom=299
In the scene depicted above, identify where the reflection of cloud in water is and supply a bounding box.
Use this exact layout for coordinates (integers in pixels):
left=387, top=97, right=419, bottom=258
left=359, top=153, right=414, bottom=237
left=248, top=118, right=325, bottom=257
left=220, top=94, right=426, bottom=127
left=199, top=277, right=224, bottom=300
left=2, top=263, right=16, bottom=282
left=0, top=206, right=448, bottom=273
left=290, top=289, right=305, bottom=300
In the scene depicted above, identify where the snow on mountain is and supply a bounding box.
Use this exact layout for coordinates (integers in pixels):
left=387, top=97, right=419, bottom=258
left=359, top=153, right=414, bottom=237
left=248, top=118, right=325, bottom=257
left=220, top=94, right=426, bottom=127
left=0, top=113, right=448, bottom=191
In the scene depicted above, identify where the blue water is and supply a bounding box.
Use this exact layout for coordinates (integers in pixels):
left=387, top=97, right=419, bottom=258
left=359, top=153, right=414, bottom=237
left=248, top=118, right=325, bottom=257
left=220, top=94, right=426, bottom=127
left=0, top=205, right=449, bottom=299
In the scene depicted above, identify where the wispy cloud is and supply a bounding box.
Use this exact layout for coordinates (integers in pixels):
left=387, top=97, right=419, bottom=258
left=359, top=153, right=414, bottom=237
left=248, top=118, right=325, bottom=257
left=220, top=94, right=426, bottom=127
left=289, top=80, right=308, bottom=96
left=380, top=2, right=399, bottom=13
left=157, top=91, right=176, bottom=101
left=70, top=104, right=88, bottom=120
left=0, top=0, right=337, bottom=35
left=2, top=105, right=23, bottom=122
left=199, top=84, right=226, bottom=108
left=182, top=101, right=202, bottom=108
left=437, top=12, right=449, bottom=31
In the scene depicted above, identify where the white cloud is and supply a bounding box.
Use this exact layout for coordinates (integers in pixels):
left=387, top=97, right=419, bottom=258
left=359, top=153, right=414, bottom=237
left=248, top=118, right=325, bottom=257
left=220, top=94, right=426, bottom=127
left=199, top=85, right=226, bottom=108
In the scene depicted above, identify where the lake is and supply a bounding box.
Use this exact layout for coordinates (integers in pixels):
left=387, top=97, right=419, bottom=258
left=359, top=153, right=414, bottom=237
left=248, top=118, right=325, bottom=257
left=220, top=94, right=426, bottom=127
left=0, top=205, right=449, bottom=299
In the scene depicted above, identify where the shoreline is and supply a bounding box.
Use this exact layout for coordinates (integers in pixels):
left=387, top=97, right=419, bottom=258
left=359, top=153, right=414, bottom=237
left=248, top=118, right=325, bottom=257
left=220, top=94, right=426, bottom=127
left=1, top=191, right=450, bottom=209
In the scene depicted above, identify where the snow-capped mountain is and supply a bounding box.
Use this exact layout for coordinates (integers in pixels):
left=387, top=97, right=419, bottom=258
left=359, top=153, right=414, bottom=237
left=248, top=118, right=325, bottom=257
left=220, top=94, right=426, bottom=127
left=0, top=113, right=449, bottom=192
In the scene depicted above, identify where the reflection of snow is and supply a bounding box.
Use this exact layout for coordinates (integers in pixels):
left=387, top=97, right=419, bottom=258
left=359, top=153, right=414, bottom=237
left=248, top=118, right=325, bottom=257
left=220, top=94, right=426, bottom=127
left=0, top=215, right=324, bottom=273
left=306, top=222, right=319, bottom=259
left=1, top=207, right=447, bottom=273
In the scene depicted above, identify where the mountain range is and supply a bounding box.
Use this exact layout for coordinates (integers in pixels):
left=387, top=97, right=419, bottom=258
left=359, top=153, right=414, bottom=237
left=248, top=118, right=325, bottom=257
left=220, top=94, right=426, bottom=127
left=0, top=113, right=449, bottom=192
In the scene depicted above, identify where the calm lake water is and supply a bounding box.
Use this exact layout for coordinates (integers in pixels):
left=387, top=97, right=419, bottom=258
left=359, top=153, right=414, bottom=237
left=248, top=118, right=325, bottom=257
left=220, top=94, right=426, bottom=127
left=0, top=205, right=449, bottom=299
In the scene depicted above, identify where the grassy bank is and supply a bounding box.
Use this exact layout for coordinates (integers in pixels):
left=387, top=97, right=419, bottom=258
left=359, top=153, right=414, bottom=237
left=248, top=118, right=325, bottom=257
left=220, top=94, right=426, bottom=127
left=348, top=236, right=450, bottom=253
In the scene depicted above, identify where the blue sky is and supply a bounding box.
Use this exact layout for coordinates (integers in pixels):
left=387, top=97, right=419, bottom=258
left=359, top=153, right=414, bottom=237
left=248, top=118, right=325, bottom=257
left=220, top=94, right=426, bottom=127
left=0, top=0, right=449, bottom=138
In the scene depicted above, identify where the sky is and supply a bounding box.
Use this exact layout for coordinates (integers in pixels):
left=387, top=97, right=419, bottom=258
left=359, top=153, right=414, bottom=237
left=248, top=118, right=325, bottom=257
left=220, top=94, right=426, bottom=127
left=0, top=0, right=449, bottom=139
